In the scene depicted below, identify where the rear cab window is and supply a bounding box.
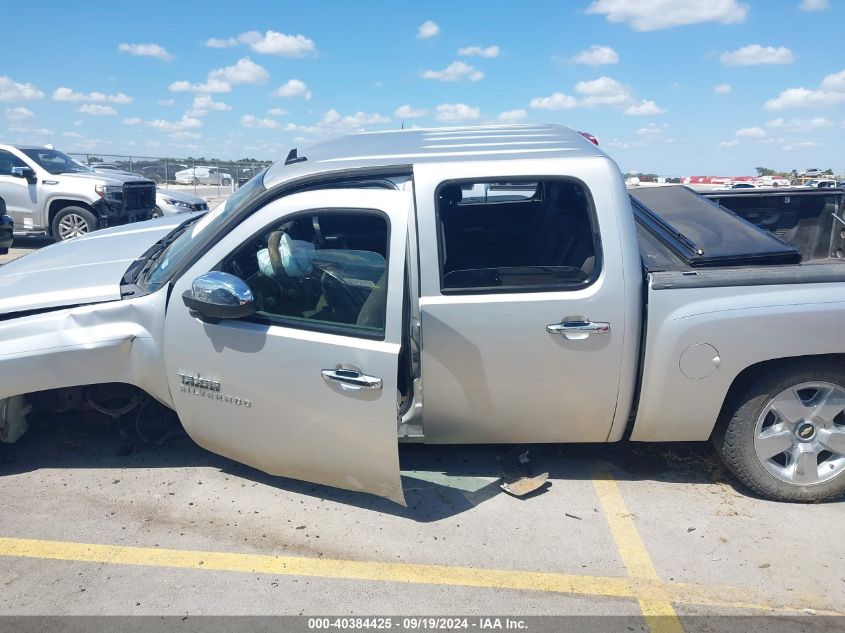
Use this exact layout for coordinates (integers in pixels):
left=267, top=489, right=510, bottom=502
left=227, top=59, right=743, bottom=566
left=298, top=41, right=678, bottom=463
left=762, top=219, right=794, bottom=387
left=435, top=179, right=601, bottom=293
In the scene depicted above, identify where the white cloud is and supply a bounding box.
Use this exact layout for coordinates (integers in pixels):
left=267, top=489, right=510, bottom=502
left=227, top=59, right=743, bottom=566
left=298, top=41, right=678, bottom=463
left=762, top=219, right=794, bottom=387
left=150, top=115, right=202, bottom=132
left=208, top=57, right=269, bottom=85
left=156, top=99, right=177, bottom=106
left=274, top=79, right=312, bottom=100
left=783, top=141, right=822, bottom=150
left=187, top=94, right=231, bottom=116
left=240, top=30, right=317, bottom=57
left=0, top=76, right=44, bottom=102
left=4, top=107, right=34, bottom=121
left=764, top=69, right=845, bottom=110
left=320, top=109, right=391, bottom=127
left=417, top=20, right=440, bottom=39
left=530, top=92, right=578, bottom=110
left=267, top=107, right=289, bottom=116
left=241, top=114, right=279, bottom=129
left=576, top=76, right=631, bottom=106
left=435, top=103, right=480, bottom=122
left=735, top=126, right=767, bottom=138
left=821, top=69, right=845, bottom=92
left=714, top=83, right=732, bottom=94
left=117, top=43, right=172, bottom=61
left=205, top=30, right=316, bottom=56
left=586, top=0, right=748, bottom=31
left=573, top=45, right=619, bottom=66
left=122, top=117, right=142, bottom=125
left=720, top=45, right=794, bottom=66
left=53, top=87, right=132, bottom=103
left=765, top=87, right=845, bottom=110
left=61, top=131, right=82, bottom=138
left=798, top=0, right=829, bottom=10
left=78, top=104, right=117, bottom=116
left=458, top=45, right=500, bottom=58
left=765, top=116, right=833, bottom=130
left=205, top=37, right=238, bottom=48
left=170, top=131, right=202, bottom=140
left=636, top=123, right=666, bottom=137
left=719, top=140, right=741, bottom=147
left=531, top=78, right=661, bottom=113
left=497, top=109, right=527, bottom=122
left=624, top=100, right=666, bottom=115
left=421, top=61, right=484, bottom=82
left=394, top=104, right=427, bottom=119
left=168, top=79, right=231, bottom=93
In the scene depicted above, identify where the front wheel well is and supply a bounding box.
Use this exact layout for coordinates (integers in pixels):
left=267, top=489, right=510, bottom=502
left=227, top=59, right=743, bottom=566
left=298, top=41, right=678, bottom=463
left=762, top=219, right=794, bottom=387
left=47, top=200, right=97, bottom=234
left=713, top=353, right=845, bottom=439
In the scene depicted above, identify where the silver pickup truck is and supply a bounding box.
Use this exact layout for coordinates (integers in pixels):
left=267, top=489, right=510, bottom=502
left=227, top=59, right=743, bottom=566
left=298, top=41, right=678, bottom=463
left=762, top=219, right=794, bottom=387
left=1, top=124, right=844, bottom=505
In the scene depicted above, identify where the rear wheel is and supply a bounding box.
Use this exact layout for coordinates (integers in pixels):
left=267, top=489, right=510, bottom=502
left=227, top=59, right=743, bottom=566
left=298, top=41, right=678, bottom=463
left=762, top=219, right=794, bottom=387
left=714, top=360, right=845, bottom=501
left=51, top=206, right=98, bottom=241
left=222, top=178, right=231, bottom=186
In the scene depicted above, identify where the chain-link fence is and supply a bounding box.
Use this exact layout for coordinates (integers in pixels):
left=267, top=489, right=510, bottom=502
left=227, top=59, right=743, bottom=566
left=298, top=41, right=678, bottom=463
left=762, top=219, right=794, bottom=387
left=66, top=153, right=273, bottom=198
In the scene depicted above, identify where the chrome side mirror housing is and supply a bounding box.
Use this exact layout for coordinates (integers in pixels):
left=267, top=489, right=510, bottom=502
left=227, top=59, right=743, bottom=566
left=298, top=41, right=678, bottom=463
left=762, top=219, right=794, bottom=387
left=182, top=271, right=256, bottom=321
left=11, top=166, right=36, bottom=182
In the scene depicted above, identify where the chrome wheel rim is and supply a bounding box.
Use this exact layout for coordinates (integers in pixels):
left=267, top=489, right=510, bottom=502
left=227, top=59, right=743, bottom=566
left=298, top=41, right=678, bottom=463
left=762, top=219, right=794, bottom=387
left=58, top=213, right=90, bottom=240
left=754, top=381, right=845, bottom=485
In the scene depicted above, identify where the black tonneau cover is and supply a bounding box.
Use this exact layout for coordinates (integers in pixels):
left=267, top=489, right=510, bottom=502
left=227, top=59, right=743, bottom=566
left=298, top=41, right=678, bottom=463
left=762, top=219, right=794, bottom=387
left=630, top=186, right=800, bottom=267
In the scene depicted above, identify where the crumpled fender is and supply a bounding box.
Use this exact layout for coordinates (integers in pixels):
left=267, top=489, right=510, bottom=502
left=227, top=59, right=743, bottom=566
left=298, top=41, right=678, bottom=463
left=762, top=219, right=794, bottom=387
left=0, top=289, right=172, bottom=408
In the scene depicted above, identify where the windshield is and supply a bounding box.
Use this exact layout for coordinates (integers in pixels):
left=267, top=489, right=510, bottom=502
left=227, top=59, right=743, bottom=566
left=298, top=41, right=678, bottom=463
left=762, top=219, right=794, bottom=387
left=143, top=174, right=267, bottom=292
left=20, top=148, right=92, bottom=174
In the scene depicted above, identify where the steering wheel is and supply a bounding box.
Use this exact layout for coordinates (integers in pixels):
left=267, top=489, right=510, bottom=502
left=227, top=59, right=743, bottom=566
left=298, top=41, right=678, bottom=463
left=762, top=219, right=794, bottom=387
left=267, top=230, right=288, bottom=278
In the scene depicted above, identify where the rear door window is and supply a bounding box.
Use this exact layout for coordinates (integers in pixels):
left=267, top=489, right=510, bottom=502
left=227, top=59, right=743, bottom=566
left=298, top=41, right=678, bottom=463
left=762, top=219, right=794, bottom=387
left=436, top=179, right=600, bottom=293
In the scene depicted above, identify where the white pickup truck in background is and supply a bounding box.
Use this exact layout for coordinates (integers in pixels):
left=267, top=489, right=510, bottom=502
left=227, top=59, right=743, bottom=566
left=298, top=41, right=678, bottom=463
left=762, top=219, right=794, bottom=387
left=0, top=144, right=156, bottom=240
left=0, top=124, right=844, bottom=505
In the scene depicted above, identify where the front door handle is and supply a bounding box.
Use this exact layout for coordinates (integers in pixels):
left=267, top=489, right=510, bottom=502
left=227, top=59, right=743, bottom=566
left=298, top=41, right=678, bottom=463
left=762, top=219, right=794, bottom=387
left=547, top=319, right=610, bottom=340
left=321, top=369, right=383, bottom=390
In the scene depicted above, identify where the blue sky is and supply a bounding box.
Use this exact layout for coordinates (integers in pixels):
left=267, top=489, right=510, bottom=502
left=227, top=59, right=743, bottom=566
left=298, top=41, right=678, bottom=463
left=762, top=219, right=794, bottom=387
left=1, top=0, right=843, bottom=175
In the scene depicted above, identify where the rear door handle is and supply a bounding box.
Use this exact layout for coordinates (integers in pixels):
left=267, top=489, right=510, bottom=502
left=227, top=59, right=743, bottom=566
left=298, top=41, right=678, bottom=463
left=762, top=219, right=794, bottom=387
left=547, top=319, right=610, bottom=340
left=321, top=369, right=383, bottom=390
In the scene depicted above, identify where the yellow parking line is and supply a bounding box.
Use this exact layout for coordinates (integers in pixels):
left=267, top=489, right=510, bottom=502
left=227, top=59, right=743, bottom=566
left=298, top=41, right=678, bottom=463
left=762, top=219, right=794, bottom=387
left=0, top=535, right=839, bottom=617
left=0, top=536, right=633, bottom=600
left=592, top=469, right=685, bottom=633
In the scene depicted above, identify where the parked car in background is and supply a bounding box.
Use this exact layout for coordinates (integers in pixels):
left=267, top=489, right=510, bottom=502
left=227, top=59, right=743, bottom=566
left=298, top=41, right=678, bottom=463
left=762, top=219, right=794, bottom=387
left=754, top=176, right=791, bottom=188
left=801, top=179, right=839, bottom=189
left=0, top=144, right=155, bottom=241
left=717, top=182, right=759, bottom=190
left=799, top=168, right=823, bottom=177
left=89, top=163, right=123, bottom=172
left=138, top=163, right=188, bottom=184
left=92, top=164, right=133, bottom=176
left=236, top=166, right=267, bottom=187
left=175, top=166, right=233, bottom=186
left=0, top=197, right=12, bottom=255
left=154, top=188, right=209, bottom=217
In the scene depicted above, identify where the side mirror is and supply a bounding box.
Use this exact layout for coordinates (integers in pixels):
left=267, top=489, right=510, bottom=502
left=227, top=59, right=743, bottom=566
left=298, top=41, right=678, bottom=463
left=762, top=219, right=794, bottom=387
left=11, top=166, right=36, bottom=182
left=182, top=272, right=256, bottom=321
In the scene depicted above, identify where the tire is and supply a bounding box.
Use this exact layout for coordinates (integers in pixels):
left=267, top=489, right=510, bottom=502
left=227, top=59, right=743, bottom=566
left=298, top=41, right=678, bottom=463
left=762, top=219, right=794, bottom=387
left=191, top=178, right=200, bottom=185
left=221, top=178, right=231, bottom=186
left=51, top=206, right=98, bottom=241
left=713, top=359, right=845, bottom=502
left=152, top=206, right=164, bottom=218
